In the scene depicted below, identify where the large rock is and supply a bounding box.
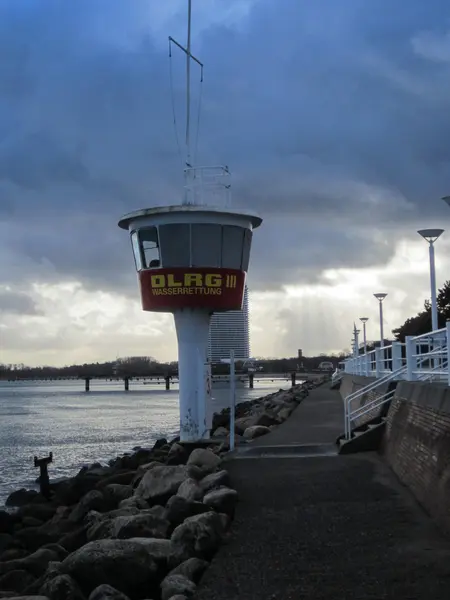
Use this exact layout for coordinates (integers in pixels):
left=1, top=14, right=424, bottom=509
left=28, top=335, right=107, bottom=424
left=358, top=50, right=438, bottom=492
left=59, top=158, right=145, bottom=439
left=118, top=496, right=148, bottom=510
left=164, top=495, right=209, bottom=528
left=9, top=597, right=50, bottom=600
left=186, top=450, right=220, bottom=476
left=203, top=487, right=238, bottom=517
left=89, top=583, right=131, bottom=600
left=199, top=470, right=230, bottom=494
left=160, top=574, right=196, bottom=600
left=40, top=574, right=85, bottom=600
left=60, top=539, right=158, bottom=598
left=233, top=416, right=257, bottom=435
left=0, top=510, right=15, bottom=533
left=58, top=525, right=88, bottom=553
left=5, top=489, right=46, bottom=508
left=111, top=513, right=170, bottom=540
left=18, top=504, right=57, bottom=523
left=211, top=427, right=228, bottom=438
left=243, top=425, right=270, bottom=440
left=170, top=512, right=228, bottom=562
left=168, top=557, right=209, bottom=583
left=166, top=444, right=188, bottom=466
left=254, top=411, right=280, bottom=427
left=0, top=547, right=60, bottom=578
left=134, top=466, right=189, bottom=505
left=125, top=537, right=175, bottom=567
left=0, top=569, right=36, bottom=593
left=177, top=479, right=203, bottom=502
left=0, top=533, right=14, bottom=554
left=103, top=484, right=133, bottom=508
left=69, top=490, right=106, bottom=524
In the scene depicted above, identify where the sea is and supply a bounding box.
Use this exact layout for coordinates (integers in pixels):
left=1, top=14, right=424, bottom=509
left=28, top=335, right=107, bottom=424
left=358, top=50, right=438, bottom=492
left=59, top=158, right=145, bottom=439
left=0, top=378, right=290, bottom=507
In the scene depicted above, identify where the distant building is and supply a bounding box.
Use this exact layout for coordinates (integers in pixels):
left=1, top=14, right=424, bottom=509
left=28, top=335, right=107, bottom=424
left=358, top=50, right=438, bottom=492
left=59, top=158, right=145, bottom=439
left=208, top=285, right=250, bottom=364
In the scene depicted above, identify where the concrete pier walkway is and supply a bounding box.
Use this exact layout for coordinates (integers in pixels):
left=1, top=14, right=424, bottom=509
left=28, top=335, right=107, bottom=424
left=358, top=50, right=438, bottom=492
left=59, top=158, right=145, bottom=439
left=195, top=386, right=450, bottom=600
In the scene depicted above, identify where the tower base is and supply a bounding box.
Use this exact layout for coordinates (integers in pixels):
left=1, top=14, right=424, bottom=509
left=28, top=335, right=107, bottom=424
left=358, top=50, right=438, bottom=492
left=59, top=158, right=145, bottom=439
left=174, top=309, right=212, bottom=442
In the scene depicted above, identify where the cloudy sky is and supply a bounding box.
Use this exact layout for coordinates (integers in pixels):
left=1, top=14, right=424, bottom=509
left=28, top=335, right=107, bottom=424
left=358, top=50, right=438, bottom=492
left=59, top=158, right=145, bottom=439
left=1, top=0, right=450, bottom=367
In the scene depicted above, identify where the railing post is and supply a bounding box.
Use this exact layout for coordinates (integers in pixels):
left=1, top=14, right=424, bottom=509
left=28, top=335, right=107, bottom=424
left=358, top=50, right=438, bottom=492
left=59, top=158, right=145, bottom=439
left=405, top=335, right=416, bottom=381
left=392, top=342, right=402, bottom=374
left=375, top=347, right=382, bottom=378
left=447, top=322, right=450, bottom=387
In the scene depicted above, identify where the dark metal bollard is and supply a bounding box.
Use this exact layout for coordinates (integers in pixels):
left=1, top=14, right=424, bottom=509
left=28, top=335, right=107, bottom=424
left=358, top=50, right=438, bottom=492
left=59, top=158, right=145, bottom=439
left=34, top=452, right=53, bottom=500
left=291, top=372, right=296, bottom=386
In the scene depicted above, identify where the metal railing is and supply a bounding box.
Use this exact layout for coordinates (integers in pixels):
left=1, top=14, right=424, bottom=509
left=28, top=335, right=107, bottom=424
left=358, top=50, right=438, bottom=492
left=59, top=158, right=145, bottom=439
left=342, top=322, right=450, bottom=384
left=342, top=322, right=450, bottom=440
left=184, top=165, right=231, bottom=207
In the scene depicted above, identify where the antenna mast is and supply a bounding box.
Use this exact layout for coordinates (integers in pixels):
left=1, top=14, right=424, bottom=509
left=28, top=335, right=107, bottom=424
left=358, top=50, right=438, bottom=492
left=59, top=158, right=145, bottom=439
left=186, top=0, right=192, bottom=168
left=169, top=0, right=203, bottom=204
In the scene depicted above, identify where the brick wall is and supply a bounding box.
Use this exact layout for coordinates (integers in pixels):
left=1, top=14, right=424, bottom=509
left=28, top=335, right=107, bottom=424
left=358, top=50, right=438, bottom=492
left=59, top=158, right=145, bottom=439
left=383, top=381, right=450, bottom=533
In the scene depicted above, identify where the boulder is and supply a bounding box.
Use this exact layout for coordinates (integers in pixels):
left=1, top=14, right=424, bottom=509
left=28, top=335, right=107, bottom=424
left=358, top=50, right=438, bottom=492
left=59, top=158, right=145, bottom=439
left=0, top=510, right=15, bottom=533
left=89, top=583, right=131, bottom=600
left=168, top=557, right=209, bottom=584
left=177, top=479, right=203, bottom=502
left=166, top=444, right=188, bottom=466
left=277, top=406, right=294, bottom=421
left=60, top=539, right=158, bottom=598
left=186, top=449, right=220, bottom=476
left=164, top=495, right=209, bottom=528
left=0, top=569, right=36, bottom=593
left=0, top=547, right=60, bottom=578
left=18, top=505, right=57, bottom=523
left=8, top=596, right=50, bottom=600
left=5, top=489, right=46, bottom=508
left=199, top=470, right=230, bottom=494
left=254, top=411, right=280, bottom=428
left=41, top=544, right=69, bottom=561
left=203, top=487, right=238, bottom=517
left=134, top=466, right=189, bottom=505
left=118, top=496, right=148, bottom=510
left=0, top=533, right=14, bottom=554
left=111, top=513, right=170, bottom=540
left=69, top=490, right=106, bottom=524
left=58, top=525, right=88, bottom=553
left=22, top=516, right=44, bottom=528
left=243, top=425, right=270, bottom=440
left=160, top=575, right=196, bottom=600
left=234, top=416, right=257, bottom=435
left=125, top=537, right=175, bottom=567
left=170, top=511, right=228, bottom=562
left=95, top=472, right=136, bottom=490
left=103, top=484, right=133, bottom=507
left=40, top=574, right=85, bottom=600
left=211, top=427, right=228, bottom=438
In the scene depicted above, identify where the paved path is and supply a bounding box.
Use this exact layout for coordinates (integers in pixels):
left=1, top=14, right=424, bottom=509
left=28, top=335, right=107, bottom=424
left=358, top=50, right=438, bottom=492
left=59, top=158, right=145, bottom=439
left=195, top=386, right=450, bottom=600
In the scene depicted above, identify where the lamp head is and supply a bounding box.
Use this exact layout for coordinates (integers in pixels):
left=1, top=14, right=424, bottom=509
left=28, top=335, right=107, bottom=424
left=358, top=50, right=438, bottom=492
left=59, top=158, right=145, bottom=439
left=417, top=228, right=444, bottom=243
left=442, top=196, right=450, bottom=207
left=374, top=293, right=387, bottom=302
left=359, top=317, right=369, bottom=323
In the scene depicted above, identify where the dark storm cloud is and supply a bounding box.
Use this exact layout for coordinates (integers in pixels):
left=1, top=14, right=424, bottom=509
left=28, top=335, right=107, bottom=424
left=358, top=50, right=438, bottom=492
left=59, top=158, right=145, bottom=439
left=0, top=289, right=42, bottom=315
left=0, top=0, right=450, bottom=300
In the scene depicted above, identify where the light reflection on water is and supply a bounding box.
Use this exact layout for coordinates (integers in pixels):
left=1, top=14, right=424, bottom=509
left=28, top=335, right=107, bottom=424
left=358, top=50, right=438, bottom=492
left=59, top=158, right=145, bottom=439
left=0, top=378, right=290, bottom=506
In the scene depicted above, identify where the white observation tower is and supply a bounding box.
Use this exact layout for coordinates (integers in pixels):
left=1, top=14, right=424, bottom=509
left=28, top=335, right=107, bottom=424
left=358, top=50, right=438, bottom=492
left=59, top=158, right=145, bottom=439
left=118, top=0, right=262, bottom=442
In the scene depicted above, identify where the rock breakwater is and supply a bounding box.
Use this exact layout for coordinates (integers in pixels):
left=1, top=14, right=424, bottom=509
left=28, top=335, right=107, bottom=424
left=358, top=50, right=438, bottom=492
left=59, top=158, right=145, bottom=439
left=0, top=378, right=324, bottom=599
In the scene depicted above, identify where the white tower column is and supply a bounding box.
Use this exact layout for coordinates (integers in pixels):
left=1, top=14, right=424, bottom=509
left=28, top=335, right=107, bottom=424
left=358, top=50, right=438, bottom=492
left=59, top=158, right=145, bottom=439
left=174, top=309, right=211, bottom=442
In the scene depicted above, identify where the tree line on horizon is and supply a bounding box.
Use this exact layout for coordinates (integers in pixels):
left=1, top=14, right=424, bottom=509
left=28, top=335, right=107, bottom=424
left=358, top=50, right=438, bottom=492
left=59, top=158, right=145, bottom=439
left=0, top=352, right=347, bottom=380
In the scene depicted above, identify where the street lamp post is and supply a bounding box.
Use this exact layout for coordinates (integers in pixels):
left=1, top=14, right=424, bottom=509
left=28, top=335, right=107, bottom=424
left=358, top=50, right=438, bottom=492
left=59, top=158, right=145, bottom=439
left=374, top=293, right=387, bottom=348
left=417, top=229, right=444, bottom=332
left=360, top=317, right=369, bottom=376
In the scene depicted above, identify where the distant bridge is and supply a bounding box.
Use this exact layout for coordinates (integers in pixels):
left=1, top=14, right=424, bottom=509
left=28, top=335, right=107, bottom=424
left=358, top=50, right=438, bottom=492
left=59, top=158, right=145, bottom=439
left=2, top=371, right=329, bottom=391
